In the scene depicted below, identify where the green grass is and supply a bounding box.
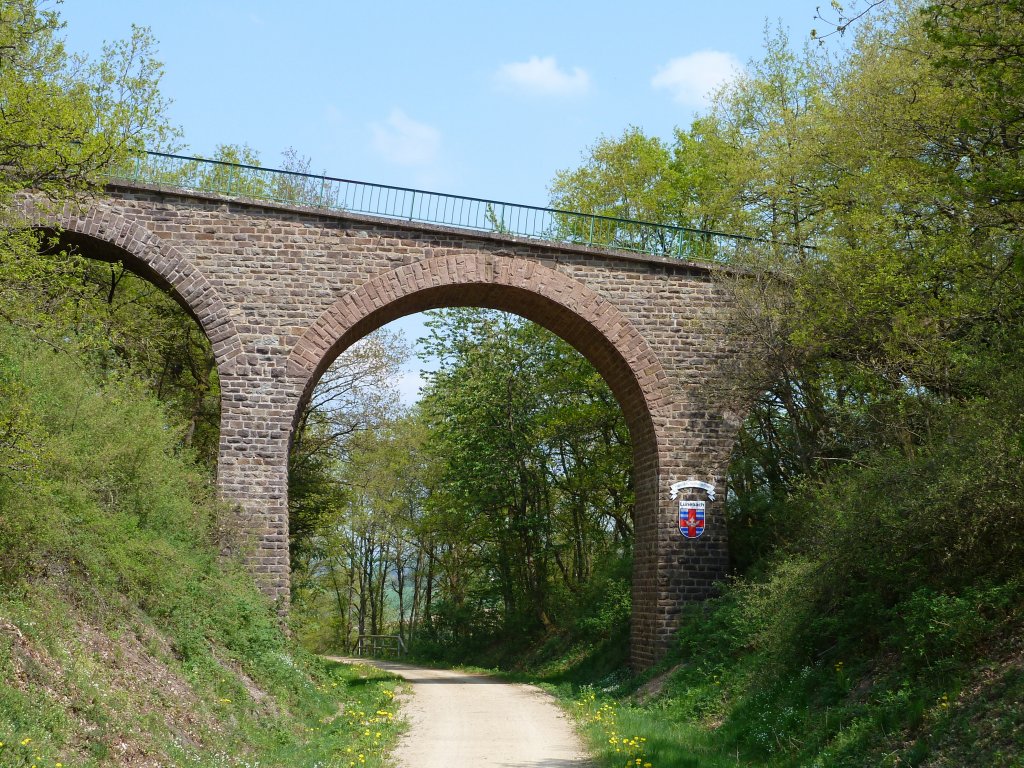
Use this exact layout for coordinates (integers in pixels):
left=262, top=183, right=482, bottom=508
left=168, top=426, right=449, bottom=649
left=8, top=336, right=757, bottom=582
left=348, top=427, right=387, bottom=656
left=537, top=581, right=1023, bottom=768
left=475, top=381, right=1024, bottom=768
left=0, top=328, right=405, bottom=767
left=437, top=558, right=1022, bottom=768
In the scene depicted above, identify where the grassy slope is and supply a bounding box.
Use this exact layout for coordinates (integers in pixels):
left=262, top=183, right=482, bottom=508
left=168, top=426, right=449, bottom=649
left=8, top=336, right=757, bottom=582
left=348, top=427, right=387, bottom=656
left=474, top=401, right=1024, bottom=768
left=561, top=588, right=1022, bottom=768
left=402, top=550, right=1021, bottom=767
left=527, top=566, right=1023, bottom=768
left=0, top=329, right=403, bottom=768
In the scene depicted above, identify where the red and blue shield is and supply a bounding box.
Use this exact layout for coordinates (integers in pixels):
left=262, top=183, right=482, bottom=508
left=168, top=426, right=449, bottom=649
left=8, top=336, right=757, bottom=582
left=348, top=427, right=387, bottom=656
left=679, top=499, right=706, bottom=539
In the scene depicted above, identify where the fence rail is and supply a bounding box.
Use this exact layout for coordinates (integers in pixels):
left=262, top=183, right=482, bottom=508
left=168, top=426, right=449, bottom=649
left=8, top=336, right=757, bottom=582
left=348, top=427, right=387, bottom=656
left=353, top=634, right=406, bottom=659
left=111, top=151, right=769, bottom=263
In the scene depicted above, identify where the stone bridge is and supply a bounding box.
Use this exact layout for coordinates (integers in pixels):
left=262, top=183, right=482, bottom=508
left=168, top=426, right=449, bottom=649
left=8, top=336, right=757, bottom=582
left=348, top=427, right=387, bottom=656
left=28, top=180, right=748, bottom=668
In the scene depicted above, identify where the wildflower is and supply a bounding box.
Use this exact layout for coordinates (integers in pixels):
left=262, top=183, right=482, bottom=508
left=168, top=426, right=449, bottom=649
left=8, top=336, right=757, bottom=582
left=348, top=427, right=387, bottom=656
left=21, top=738, right=31, bottom=746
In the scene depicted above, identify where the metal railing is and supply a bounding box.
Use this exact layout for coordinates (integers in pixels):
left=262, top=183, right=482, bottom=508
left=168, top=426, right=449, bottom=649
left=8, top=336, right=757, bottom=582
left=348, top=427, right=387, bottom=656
left=110, top=151, right=768, bottom=263
left=353, top=634, right=406, bottom=659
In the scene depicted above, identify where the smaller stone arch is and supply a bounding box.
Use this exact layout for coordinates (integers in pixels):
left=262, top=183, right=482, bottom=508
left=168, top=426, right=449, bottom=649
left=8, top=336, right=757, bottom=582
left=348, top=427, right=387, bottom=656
left=19, top=198, right=244, bottom=377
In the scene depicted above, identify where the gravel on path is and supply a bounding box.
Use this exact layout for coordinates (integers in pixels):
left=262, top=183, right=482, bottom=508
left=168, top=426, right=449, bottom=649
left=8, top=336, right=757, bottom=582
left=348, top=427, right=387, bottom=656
left=328, top=657, right=593, bottom=768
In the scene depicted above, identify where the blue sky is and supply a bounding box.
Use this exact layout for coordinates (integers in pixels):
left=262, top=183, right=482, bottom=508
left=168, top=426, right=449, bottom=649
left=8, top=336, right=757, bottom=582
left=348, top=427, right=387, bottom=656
left=59, top=0, right=826, bottom=401
left=61, top=0, right=825, bottom=206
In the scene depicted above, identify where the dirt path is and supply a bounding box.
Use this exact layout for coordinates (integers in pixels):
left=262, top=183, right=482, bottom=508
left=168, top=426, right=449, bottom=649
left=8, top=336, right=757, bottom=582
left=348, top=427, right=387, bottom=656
left=330, top=657, right=592, bottom=768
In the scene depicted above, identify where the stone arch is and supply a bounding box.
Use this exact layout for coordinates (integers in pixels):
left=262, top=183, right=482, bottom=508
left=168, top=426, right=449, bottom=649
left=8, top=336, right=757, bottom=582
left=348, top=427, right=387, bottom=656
left=21, top=200, right=244, bottom=377
left=293, top=253, right=670, bottom=412
left=288, top=253, right=672, bottom=469
left=287, top=252, right=676, bottom=666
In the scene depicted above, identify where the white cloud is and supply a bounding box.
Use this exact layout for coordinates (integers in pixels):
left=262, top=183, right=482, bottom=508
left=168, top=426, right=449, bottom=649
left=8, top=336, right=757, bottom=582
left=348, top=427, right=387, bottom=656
left=369, top=109, right=441, bottom=167
left=494, top=56, right=591, bottom=96
left=651, top=51, right=742, bottom=107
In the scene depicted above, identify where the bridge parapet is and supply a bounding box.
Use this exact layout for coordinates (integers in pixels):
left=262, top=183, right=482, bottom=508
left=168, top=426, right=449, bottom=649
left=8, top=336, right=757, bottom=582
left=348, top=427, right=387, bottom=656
left=113, top=151, right=771, bottom=264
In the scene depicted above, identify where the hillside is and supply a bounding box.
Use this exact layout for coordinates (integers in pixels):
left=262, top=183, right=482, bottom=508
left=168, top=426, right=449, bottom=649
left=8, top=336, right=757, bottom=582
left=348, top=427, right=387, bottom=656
left=0, top=328, right=403, bottom=768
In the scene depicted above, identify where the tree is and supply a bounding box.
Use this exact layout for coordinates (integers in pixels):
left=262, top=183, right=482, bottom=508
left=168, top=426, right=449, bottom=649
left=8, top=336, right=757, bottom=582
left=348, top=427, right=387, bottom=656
left=548, top=127, right=682, bottom=254
left=289, top=329, right=409, bottom=554
left=921, top=0, right=1024, bottom=271
left=549, top=126, right=675, bottom=224
left=1, top=1, right=177, bottom=338
left=706, top=4, right=1024, bottom=576
left=416, top=309, right=633, bottom=645
left=0, top=2, right=175, bottom=207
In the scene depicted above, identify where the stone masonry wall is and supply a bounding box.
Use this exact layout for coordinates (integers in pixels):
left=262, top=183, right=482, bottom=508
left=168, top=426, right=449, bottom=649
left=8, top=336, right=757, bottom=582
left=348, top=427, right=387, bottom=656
left=29, top=182, right=748, bottom=668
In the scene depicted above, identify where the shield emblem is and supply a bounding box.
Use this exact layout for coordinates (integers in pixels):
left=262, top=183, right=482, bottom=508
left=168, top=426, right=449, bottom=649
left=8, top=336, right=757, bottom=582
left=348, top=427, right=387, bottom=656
left=679, top=499, right=705, bottom=539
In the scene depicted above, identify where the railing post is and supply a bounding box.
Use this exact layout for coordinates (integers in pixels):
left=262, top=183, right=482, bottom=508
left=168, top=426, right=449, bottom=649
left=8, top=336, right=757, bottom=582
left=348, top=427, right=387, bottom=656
left=588, top=216, right=595, bottom=245
left=408, top=191, right=416, bottom=220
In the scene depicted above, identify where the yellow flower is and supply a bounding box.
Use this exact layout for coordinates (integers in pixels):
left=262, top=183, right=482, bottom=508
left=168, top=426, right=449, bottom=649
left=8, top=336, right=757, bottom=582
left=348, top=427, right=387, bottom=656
left=21, top=738, right=31, bottom=746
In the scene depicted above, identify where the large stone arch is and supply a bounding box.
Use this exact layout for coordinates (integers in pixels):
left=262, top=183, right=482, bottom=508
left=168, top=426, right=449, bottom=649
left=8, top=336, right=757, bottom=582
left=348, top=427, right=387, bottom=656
left=287, top=253, right=678, bottom=666
left=19, top=200, right=244, bottom=376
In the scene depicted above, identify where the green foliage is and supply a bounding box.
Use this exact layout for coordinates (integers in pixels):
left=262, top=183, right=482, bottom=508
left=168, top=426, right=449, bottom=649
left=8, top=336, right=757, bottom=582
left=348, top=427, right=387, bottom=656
left=719, top=1, right=1024, bottom=567
left=0, top=1, right=176, bottom=208
left=0, top=326, right=404, bottom=767
left=1, top=248, right=222, bottom=470
left=548, top=125, right=733, bottom=257
left=541, top=4, right=1024, bottom=766
left=549, top=127, right=678, bottom=251
left=287, top=329, right=413, bottom=652
left=291, top=308, right=636, bottom=667
left=416, top=308, right=633, bottom=651
left=0, top=0, right=185, bottom=386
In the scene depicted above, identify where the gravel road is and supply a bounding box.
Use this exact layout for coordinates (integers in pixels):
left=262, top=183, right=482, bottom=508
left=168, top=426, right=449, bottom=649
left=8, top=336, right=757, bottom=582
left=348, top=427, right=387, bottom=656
left=334, top=658, right=593, bottom=768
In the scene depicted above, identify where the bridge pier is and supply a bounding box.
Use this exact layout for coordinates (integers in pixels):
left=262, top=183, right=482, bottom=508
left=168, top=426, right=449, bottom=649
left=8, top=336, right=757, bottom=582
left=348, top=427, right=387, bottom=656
left=217, top=371, right=298, bottom=606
